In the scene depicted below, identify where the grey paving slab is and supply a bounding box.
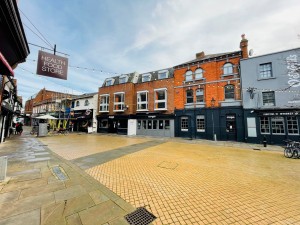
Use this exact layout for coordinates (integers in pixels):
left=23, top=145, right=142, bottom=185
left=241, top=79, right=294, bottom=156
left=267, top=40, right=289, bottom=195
left=0, top=190, right=20, bottom=204
left=71, top=140, right=165, bottom=170
left=27, top=157, right=51, bottom=162
left=54, top=184, right=86, bottom=202
left=1, top=178, right=47, bottom=192
left=0, top=208, right=40, bottom=225
left=79, top=200, right=127, bottom=225
left=19, top=181, right=65, bottom=199
left=89, top=190, right=109, bottom=205
left=66, top=213, right=82, bottom=225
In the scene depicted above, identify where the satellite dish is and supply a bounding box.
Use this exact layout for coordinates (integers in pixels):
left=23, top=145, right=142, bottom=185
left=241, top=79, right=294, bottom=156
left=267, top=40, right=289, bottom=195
left=249, top=49, right=254, bottom=56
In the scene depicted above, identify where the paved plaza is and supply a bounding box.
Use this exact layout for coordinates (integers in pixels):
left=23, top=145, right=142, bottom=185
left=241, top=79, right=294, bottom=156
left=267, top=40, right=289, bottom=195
left=38, top=132, right=300, bottom=225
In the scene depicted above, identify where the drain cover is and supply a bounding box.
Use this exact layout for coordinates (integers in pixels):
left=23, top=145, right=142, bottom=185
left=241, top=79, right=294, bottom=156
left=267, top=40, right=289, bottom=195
left=125, top=207, right=156, bottom=225
left=51, top=166, right=68, bottom=181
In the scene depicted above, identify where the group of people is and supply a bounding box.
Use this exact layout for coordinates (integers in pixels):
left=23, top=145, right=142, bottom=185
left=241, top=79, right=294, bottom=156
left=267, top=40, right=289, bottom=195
left=11, top=122, right=23, bottom=135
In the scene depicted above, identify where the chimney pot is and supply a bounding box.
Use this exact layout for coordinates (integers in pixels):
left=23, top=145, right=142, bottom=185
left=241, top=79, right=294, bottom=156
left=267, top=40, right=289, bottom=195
left=196, top=51, right=205, bottom=59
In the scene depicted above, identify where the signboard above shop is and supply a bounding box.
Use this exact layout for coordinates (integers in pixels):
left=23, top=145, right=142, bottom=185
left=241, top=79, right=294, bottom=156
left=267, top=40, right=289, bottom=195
left=36, top=50, right=68, bottom=80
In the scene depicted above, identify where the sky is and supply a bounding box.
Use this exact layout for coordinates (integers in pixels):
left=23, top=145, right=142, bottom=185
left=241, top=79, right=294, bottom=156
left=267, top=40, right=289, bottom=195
left=15, top=0, right=300, bottom=102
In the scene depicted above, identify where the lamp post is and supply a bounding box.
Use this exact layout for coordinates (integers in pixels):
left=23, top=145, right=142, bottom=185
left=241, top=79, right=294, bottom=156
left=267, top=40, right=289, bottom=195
left=211, top=97, right=216, bottom=141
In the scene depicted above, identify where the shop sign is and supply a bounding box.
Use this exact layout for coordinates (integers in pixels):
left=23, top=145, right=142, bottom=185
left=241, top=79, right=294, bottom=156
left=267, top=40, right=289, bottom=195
left=260, top=111, right=300, bottom=116
left=148, top=115, right=156, bottom=118
left=109, top=116, right=114, bottom=119
left=286, top=55, right=300, bottom=87
left=36, top=50, right=68, bottom=80
left=226, top=115, right=236, bottom=120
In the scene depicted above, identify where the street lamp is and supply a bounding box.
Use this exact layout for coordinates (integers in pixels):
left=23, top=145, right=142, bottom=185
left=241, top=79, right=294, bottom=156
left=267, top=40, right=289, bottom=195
left=211, top=97, right=216, bottom=141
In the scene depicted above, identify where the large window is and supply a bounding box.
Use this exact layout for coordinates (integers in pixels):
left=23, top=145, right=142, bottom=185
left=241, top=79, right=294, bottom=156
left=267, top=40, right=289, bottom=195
left=259, top=63, right=272, bottom=79
left=224, top=84, right=235, bottom=100
left=181, top=117, right=188, bottom=131
left=99, top=119, right=108, bottom=128
left=223, top=63, right=233, bottom=75
left=154, top=88, right=167, bottom=110
left=186, top=90, right=193, bottom=104
left=262, top=91, right=275, bottom=106
left=99, top=94, right=109, bottom=112
left=185, top=70, right=193, bottom=81
left=196, top=115, right=205, bottom=132
left=271, top=117, right=285, bottom=134
left=287, top=116, right=299, bottom=134
left=260, top=117, right=270, bottom=134
left=195, top=68, right=203, bottom=80
left=137, top=91, right=148, bottom=111
left=114, top=92, right=125, bottom=111
left=196, top=88, right=204, bottom=102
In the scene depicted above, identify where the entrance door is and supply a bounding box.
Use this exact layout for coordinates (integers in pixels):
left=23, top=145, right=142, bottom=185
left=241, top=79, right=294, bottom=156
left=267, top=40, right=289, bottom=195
left=226, top=114, right=237, bottom=141
left=108, top=119, right=117, bottom=133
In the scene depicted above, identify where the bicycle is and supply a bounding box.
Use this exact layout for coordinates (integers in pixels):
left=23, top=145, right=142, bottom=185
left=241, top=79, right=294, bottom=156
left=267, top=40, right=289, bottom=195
left=283, top=139, right=299, bottom=159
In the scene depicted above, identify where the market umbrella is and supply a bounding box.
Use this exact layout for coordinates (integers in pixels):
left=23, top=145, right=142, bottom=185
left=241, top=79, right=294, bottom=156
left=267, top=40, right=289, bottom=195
left=35, top=115, right=58, bottom=120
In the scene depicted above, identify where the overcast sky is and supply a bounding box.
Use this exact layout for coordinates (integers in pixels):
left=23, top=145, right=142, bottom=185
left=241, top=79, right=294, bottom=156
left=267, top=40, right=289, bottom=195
left=16, top=0, right=300, bottom=102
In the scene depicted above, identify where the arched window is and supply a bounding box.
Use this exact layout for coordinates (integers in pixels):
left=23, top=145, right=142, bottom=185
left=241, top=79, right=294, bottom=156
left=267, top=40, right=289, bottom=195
left=195, top=68, right=203, bottom=80
left=186, top=89, right=193, bottom=103
left=223, top=63, right=233, bottom=75
left=185, top=70, right=193, bottom=81
left=76, top=101, right=80, bottom=107
left=84, top=100, right=90, bottom=106
left=224, top=84, right=235, bottom=100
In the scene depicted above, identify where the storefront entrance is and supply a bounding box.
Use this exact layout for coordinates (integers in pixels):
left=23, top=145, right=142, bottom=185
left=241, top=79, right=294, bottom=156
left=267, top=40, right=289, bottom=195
left=226, top=114, right=237, bottom=141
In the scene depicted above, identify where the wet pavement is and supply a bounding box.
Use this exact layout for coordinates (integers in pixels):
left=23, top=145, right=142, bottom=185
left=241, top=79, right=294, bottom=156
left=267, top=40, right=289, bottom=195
left=1, top=127, right=300, bottom=225
left=38, top=130, right=300, bottom=225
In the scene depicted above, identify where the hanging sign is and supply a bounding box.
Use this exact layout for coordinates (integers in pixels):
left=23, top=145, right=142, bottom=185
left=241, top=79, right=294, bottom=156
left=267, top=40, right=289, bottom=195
left=36, top=50, right=68, bottom=80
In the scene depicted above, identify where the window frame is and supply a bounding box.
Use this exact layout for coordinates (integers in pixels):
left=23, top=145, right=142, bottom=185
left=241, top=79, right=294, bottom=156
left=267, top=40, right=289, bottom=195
left=223, top=63, right=233, bottom=75
left=99, top=94, right=109, bottom=112
left=119, top=75, right=128, bottom=84
left=186, top=89, right=194, bottom=104
left=76, top=101, right=80, bottom=107
left=271, top=117, right=285, bottom=135
left=287, top=116, right=299, bottom=135
left=260, top=116, right=270, bottom=134
left=185, top=70, right=193, bottom=81
left=195, top=68, right=203, bottom=80
left=154, top=88, right=167, bottom=110
left=142, top=73, right=151, bottom=82
left=113, top=92, right=125, bottom=112
left=84, top=99, right=90, bottom=106
left=224, top=84, right=235, bottom=100
left=259, top=63, right=273, bottom=79
left=196, top=115, right=205, bottom=132
left=196, top=88, right=204, bottom=103
left=105, top=79, right=114, bottom=86
left=137, top=91, right=149, bottom=111
left=262, top=91, right=275, bottom=106
left=158, top=70, right=169, bottom=80
left=181, top=116, right=189, bottom=131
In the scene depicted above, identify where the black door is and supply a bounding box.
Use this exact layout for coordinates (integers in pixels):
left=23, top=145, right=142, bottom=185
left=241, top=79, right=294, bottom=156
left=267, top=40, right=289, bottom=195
left=108, top=119, right=117, bottom=133
left=226, top=114, right=237, bottom=141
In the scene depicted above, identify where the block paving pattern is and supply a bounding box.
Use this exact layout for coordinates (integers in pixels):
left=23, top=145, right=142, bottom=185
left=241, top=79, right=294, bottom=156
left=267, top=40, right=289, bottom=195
left=86, top=142, right=300, bottom=225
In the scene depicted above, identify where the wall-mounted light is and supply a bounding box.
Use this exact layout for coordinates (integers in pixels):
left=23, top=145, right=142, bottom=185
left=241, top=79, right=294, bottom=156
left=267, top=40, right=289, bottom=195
left=211, top=97, right=216, bottom=107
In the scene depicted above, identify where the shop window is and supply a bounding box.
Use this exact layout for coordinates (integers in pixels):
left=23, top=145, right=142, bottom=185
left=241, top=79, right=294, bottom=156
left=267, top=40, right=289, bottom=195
left=260, top=117, right=270, bottom=134
left=181, top=117, right=188, bottom=131
left=287, top=116, right=299, bottom=134
left=262, top=91, right=275, bottom=106
left=137, top=120, right=141, bottom=129
left=143, top=120, right=147, bottom=129
left=165, top=120, right=170, bottom=130
left=259, top=63, right=272, bottom=79
left=225, top=84, right=235, bottom=100
left=196, top=115, right=205, bottom=132
left=223, top=63, right=233, bottom=75
left=195, top=68, right=203, bottom=80
left=114, top=92, right=125, bottom=111
left=186, top=89, right=193, bottom=104
left=99, top=120, right=108, bottom=128
left=271, top=117, right=285, bottom=134
left=99, top=95, right=109, bottom=112
left=185, top=70, right=193, bottom=81
left=137, top=91, right=148, bottom=111
left=159, top=120, right=164, bottom=129
left=196, top=89, right=204, bottom=103
left=154, top=88, right=167, bottom=110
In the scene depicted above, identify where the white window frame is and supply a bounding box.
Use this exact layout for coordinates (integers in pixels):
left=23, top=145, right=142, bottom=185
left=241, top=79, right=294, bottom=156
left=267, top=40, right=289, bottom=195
left=262, top=91, right=275, bottom=106
left=99, top=94, right=109, bottom=112
left=259, top=63, right=273, bottom=79
left=196, top=115, right=205, bottom=132
left=158, top=70, right=169, bottom=79
left=137, top=91, right=149, bottom=111
left=181, top=116, right=188, bottom=131
left=195, top=68, right=203, bottom=80
left=224, top=84, right=235, bottom=100
left=196, top=88, right=204, bottom=103
left=84, top=99, right=90, bottom=106
left=119, top=75, right=128, bottom=84
left=287, top=116, right=299, bottom=135
left=142, top=73, right=151, bottom=82
left=154, top=88, right=167, bottom=110
left=223, top=63, right=233, bottom=75
left=185, top=70, right=193, bottom=81
left=114, top=92, right=125, bottom=112
left=271, top=117, right=285, bottom=135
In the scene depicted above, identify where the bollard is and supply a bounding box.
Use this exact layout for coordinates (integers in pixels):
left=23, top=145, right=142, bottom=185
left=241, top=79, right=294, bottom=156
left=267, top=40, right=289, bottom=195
left=263, top=136, right=267, bottom=147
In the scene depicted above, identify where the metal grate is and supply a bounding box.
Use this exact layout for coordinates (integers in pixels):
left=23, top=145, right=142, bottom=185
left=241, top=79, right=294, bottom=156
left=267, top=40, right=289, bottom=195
left=125, top=207, right=156, bottom=225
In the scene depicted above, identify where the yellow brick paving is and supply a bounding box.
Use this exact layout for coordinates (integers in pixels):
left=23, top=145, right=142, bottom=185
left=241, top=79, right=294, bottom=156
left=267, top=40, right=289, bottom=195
left=40, top=135, right=300, bottom=225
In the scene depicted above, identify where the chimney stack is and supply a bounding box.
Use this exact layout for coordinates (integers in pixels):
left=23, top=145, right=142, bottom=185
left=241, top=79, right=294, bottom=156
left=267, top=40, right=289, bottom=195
left=196, top=51, right=205, bottom=59
left=240, top=34, right=248, bottom=59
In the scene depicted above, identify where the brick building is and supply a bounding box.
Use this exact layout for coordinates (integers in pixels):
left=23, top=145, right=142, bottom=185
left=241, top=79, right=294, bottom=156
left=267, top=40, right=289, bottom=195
left=173, top=35, right=249, bottom=141
left=97, top=68, right=175, bottom=137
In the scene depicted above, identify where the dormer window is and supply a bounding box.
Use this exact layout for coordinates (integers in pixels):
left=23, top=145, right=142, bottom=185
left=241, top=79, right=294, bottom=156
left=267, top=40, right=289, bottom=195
left=142, top=73, right=151, bottom=82
left=119, top=75, right=128, bottom=84
left=158, top=70, right=169, bottom=79
left=105, top=79, right=114, bottom=86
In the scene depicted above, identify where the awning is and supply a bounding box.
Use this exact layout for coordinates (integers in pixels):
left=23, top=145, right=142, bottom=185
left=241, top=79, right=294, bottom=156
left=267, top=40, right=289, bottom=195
left=0, top=52, right=14, bottom=76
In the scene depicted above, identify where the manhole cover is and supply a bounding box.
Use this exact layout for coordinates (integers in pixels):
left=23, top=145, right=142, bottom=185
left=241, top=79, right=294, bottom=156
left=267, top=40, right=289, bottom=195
left=51, top=166, right=68, bottom=181
left=125, top=207, right=156, bottom=225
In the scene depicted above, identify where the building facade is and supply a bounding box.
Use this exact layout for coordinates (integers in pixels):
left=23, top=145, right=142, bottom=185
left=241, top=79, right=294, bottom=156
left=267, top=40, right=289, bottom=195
left=241, top=47, right=300, bottom=144
left=173, top=35, right=248, bottom=141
